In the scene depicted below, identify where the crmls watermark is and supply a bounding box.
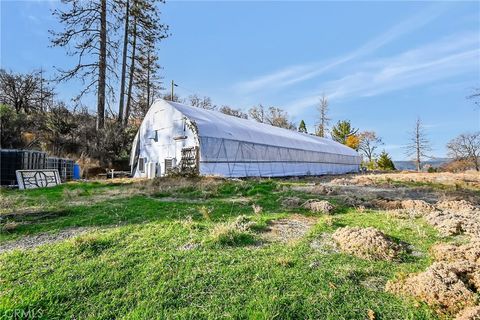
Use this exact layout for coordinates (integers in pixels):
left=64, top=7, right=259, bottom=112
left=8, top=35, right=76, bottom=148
left=0, top=308, right=44, bottom=320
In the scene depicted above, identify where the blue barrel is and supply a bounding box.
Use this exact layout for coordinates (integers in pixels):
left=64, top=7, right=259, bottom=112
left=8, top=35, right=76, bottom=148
left=73, top=164, right=81, bottom=180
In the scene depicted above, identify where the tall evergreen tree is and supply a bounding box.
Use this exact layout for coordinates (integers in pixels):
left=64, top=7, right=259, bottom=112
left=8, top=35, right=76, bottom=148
left=123, top=0, right=168, bottom=125
left=50, top=0, right=118, bottom=130
left=298, top=120, right=307, bottom=133
left=117, top=0, right=130, bottom=123
left=377, top=151, right=396, bottom=171
left=331, top=120, right=358, bottom=144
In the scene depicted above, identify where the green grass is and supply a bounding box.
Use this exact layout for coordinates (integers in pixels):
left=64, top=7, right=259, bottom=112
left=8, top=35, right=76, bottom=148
left=0, top=179, right=443, bottom=319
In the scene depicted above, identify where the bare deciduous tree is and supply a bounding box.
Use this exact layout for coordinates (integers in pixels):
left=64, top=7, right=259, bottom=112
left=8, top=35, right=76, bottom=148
left=358, top=131, right=383, bottom=162
left=0, top=69, right=54, bottom=113
left=316, top=94, right=330, bottom=137
left=405, top=117, right=431, bottom=171
left=446, top=132, right=480, bottom=171
left=218, top=106, right=248, bottom=119
left=248, top=105, right=295, bottom=130
left=248, top=104, right=266, bottom=123
left=188, top=94, right=215, bottom=110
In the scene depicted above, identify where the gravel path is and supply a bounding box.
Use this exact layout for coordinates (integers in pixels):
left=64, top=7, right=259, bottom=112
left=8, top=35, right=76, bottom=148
left=0, top=227, right=92, bottom=254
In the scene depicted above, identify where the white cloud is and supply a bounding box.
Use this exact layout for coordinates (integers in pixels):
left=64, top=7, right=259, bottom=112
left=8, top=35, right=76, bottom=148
left=285, top=32, right=479, bottom=113
left=233, top=3, right=449, bottom=94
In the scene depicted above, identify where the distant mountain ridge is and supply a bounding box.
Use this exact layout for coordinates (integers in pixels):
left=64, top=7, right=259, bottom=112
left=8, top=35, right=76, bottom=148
left=393, top=158, right=451, bottom=171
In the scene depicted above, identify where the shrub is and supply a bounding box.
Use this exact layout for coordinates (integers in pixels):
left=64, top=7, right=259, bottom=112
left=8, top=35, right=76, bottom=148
left=208, top=224, right=256, bottom=247
left=377, top=151, right=396, bottom=171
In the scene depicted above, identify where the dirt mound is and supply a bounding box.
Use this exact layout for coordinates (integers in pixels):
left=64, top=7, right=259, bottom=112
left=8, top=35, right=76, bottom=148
left=263, top=215, right=317, bottom=243
left=332, top=227, right=402, bottom=261
left=401, top=199, right=436, bottom=212
left=455, top=306, right=480, bottom=320
left=431, top=241, right=480, bottom=265
left=302, top=200, right=335, bottom=214
left=370, top=199, right=435, bottom=214
left=436, top=200, right=478, bottom=213
left=425, top=211, right=480, bottom=237
left=281, top=197, right=302, bottom=208
left=386, top=261, right=478, bottom=314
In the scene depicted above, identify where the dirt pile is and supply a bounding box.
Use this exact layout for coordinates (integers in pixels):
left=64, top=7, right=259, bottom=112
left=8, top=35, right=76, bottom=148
left=369, top=199, right=435, bottom=216
left=425, top=211, right=480, bottom=237
left=455, top=306, right=480, bottom=320
left=386, top=262, right=478, bottom=314
left=431, top=241, right=480, bottom=265
left=368, top=198, right=480, bottom=237
left=436, top=200, right=478, bottom=213
left=302, top=200, right=335, bottom=214
left=388, top=240, right=480, bottom=317
left=332, top=227, right=402, bottom=261
left=280, top=197, right=303, bottom=208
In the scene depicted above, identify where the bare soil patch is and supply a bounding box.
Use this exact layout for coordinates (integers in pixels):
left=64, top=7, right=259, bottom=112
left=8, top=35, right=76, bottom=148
left=332, top=227, right=403, bottom=261
left=329, top=171, right=480, bottom=190
left=0, top=227, right=92, bottom=253
left=262, top=214, right=317, bottom=243
left=310, top=233, right=339, bottom=254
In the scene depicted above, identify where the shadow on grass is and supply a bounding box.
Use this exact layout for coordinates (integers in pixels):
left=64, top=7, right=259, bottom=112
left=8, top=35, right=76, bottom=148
left=0, top=195, right=255, bottom=242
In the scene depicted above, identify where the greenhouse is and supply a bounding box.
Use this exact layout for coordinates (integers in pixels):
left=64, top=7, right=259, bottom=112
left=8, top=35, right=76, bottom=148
left=130, top=99, right=361, bottom=178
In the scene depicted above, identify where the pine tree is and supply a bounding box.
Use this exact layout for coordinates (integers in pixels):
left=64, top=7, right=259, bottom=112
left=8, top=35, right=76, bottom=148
left=117, top=0, right=130, bottom=123
left=377, top=151, right=396, bottom=171
left=123, top=0, right=168, bottom=125
left=331, top=120, right=358, bottom=144
left=50, top=0, right=118, bottom=130
left=298, top=120, right=307, bottom=133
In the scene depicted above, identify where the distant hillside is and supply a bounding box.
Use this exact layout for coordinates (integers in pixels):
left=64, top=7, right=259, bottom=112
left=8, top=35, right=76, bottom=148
left=393, top=158, right=451, bottom=171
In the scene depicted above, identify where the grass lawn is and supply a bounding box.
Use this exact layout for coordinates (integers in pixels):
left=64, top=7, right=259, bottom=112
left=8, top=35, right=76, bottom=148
left=0, top=179, right=442, bottom=319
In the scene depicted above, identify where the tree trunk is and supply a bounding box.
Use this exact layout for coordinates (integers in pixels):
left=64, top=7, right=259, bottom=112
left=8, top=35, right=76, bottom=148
left=416, top=125, right=421, bottom=171
left=96, top=0, right=107, bottom=130
left=118, top=0, right=129, bottom=124
left=146, top=50, right=151, bottom=108
left=124, top=14, right=137, bottom=127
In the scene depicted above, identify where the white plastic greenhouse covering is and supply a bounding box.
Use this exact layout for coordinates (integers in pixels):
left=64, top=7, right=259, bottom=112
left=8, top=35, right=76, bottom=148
left=131, top=99, right=361, bottom=178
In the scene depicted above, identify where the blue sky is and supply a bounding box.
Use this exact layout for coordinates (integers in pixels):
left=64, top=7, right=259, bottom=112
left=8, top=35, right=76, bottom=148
left=1, top=0, right=479, bottom=160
